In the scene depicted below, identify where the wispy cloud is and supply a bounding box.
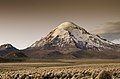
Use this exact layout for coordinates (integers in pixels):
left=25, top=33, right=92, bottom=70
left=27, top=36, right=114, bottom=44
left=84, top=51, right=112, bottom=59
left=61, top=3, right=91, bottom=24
left=92, top=21, right=120, bottom=34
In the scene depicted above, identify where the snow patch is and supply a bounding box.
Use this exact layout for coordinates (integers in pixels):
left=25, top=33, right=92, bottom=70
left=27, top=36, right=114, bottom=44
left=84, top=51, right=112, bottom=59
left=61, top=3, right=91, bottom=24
left=57, top=22, right=75, bottom=29
left=112, top=39, right=120, bottom=44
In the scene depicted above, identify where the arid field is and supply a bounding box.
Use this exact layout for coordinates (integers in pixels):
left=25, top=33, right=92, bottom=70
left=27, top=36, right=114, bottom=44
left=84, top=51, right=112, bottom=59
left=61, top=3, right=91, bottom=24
left=0, top=59, right=120, bottom=79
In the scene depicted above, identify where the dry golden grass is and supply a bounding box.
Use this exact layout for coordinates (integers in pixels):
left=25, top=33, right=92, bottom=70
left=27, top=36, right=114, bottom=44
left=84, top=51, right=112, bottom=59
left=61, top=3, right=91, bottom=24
left=0, top=59, right=120, bottom=79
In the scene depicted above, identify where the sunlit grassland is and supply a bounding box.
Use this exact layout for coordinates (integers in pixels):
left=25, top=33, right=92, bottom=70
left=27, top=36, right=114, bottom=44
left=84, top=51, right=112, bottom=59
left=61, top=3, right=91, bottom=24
left=0, top=59, right=120, bottom=79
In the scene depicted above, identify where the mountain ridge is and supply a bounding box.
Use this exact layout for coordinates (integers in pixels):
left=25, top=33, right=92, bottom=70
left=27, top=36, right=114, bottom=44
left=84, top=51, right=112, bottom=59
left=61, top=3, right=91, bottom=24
left=0, top=44, right=27, bottom=59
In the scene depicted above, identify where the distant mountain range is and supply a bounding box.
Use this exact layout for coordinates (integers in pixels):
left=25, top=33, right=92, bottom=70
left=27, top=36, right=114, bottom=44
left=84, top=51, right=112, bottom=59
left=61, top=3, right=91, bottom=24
left=0, top=44, right=27, bottom=59
left=100, top=32, right=120, bottom=44
left=112, top=39, right=120, bottom=44
left=0, top=22, right=120, bottom=61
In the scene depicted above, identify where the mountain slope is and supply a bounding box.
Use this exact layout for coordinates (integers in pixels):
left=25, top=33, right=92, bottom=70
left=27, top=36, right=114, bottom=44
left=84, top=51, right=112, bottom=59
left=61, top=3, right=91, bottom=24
left=0, top=57, right=9, bottom=63
left=25, top=22, right=120, bottom=59
left=0, top=44, right=27, bottom=59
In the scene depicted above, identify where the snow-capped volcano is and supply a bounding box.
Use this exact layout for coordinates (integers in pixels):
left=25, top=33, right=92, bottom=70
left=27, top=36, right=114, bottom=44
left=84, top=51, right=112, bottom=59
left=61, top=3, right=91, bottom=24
left=23, top=22, right=120, bottom=59
left=30, top=22, right=113, bottom=50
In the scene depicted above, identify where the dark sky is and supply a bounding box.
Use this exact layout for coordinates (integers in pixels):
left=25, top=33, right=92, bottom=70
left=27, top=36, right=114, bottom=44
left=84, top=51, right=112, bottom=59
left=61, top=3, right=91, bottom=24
left=0, top=0, right=120, bottom=49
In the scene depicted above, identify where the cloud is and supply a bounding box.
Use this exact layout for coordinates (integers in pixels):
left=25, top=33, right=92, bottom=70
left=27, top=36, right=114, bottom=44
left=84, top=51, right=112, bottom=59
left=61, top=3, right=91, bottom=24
left=92, top=21, right=120, bottom=34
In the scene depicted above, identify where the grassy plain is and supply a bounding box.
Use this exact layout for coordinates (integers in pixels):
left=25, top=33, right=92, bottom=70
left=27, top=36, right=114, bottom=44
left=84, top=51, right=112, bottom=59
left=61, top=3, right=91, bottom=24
left=0, top=59, right=120, bottom=79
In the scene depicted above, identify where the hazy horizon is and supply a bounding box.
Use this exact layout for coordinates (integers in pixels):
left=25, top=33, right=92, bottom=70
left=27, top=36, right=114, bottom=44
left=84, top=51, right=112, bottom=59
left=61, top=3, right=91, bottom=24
left=0, top=0, right=120, bottom=49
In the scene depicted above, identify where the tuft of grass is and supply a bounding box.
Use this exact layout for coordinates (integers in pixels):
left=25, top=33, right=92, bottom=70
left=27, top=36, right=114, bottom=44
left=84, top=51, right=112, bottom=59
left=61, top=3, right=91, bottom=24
left=96, top=70, right=112, bottom=79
